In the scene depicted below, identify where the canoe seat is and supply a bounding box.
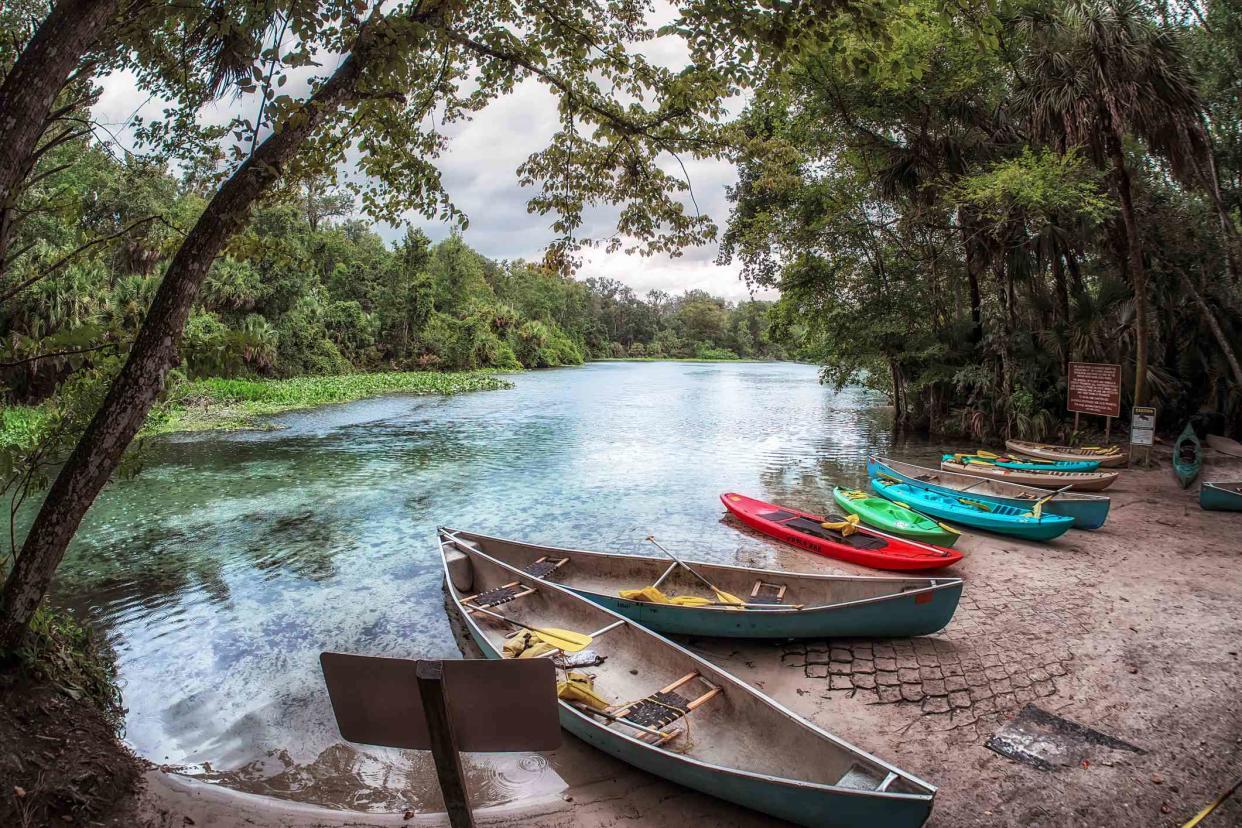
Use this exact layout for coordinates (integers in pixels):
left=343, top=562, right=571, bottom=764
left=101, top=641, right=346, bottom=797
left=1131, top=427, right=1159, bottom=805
left=609, top=671, right=721, bottom=745
left=463, top=581, right=536, bottom=609
left=749, top=580, right=787, bottom=605
left=835, top=763, right=887, bottom=791
left=523, top=556, right=568, bottom=579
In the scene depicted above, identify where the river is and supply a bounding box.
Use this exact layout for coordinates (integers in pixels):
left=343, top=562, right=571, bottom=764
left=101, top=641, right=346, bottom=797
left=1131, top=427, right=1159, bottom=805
left=49, top=360, right=939, bottom=812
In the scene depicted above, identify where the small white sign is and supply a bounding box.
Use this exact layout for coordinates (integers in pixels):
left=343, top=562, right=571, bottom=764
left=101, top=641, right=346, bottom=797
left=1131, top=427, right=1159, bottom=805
left=1130, top=406, right=1156, bottom=446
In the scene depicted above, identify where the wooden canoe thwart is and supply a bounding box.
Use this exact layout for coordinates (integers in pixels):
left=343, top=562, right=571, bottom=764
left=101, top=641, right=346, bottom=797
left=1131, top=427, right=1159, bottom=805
left=438, top=530, right=937, bottom=827
left=1005, top=439, right=1128, bottom=468
left=441, top=528, right=964, bottom=639
left=939, top=458, right=1120, bottom=492
left=1200, top=481, right=1242, bottom=512
left=869, top=456, right=1110, bottom=530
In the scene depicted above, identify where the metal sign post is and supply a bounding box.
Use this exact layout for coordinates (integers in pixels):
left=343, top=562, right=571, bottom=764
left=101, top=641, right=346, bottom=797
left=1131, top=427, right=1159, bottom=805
left=321, top=653, right=561, bottom=828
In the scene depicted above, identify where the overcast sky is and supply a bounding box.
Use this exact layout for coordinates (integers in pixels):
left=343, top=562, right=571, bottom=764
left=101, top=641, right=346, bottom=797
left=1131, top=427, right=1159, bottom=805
left=91, top=8, right=774, bottom=303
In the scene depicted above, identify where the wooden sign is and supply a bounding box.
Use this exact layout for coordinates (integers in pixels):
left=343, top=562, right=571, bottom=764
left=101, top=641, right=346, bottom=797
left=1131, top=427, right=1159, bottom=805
left=1130, top=406, right=1156, bottom=447
left=322, top=654, right=562, bottom=828
left=320, top=653, right=561, bottom=752
left=1067, top=362, right=1121, bottom=418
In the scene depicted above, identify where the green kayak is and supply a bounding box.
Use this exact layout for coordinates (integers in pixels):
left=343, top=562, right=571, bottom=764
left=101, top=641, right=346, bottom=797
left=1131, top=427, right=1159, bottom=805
left=832, top=487, right=961, bottom=547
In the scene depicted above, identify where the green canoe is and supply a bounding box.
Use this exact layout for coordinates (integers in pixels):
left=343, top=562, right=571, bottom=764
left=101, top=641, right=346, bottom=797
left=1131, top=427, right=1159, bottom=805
left=1173, top=423, right=1202, bottom=489
left=1200, top=481, right=1242, bottom=511
left=832, top=487, right=961, bottom=547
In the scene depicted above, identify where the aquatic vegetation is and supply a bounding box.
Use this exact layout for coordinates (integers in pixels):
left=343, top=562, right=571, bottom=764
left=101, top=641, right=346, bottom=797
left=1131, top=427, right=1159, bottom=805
left=147, top=371, right=515, bottom=434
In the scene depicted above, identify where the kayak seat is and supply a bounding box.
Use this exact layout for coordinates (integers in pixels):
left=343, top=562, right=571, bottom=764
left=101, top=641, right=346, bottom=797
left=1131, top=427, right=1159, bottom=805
left=749, top=580, right=787, bottom=605
left=783, top=517, right=888, bottom=550
left=464, top=581, right=536, bottom=609
left=523, top=556, right=568, bottom=579
left=758, top=510, right=798, bottom=522
left=610, top=671, right=721, bottom=745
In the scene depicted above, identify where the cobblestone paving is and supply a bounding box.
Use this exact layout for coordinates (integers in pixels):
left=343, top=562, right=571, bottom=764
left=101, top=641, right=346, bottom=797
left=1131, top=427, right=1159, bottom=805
left=781, top=568, right=1099, bottom=737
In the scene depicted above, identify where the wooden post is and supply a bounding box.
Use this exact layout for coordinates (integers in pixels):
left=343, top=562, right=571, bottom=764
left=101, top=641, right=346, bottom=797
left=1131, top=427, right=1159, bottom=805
left=415, top=660, right=475, bottom=828
left=1074, top=412, right=1080, bottom=435
left=1105, top=416, right=1111, bottom=443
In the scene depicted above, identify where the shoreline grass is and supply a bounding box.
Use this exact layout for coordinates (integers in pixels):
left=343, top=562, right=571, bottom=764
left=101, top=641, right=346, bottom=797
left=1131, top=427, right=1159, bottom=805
left=147, top=371, right=514, bottom=434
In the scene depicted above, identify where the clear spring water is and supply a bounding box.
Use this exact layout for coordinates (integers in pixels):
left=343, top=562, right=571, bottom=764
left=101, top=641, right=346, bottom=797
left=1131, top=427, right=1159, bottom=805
left=48, top=361, right=942, bottom=812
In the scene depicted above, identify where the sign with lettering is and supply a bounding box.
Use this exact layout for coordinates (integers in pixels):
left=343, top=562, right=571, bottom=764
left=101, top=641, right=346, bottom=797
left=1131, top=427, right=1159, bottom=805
left=1067, top=362, right=1122, bottom=418
left=1130, top=406, right=1156, bottom=447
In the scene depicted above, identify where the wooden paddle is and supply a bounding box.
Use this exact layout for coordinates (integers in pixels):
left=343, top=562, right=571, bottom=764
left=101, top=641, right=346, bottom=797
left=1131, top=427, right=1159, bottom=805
left=645, top=536, right=746, bottom=607
left=467, top=604, right=592, bottom=652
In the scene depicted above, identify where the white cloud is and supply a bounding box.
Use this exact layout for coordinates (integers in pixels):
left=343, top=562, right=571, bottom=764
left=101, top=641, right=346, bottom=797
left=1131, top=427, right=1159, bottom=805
left=90, top=6, right=761, bottom=303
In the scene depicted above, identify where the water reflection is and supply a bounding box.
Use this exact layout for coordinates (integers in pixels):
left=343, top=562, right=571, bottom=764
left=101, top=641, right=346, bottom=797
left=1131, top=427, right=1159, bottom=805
left=49, top=361, right=922, bottom=811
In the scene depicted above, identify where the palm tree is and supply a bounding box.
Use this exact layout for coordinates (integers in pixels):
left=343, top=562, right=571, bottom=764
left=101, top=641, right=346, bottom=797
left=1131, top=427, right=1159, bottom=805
left=1016, top=0, right=1217, bottom=405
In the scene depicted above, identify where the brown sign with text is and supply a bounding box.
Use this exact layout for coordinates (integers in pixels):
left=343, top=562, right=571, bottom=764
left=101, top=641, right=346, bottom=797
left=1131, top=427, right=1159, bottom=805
left=1067, top=362, right=1121, bottom=418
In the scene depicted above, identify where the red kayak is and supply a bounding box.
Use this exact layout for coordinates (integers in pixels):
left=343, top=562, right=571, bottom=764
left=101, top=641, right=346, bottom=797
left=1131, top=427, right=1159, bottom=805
left=721, top=492, right=963, bottom=571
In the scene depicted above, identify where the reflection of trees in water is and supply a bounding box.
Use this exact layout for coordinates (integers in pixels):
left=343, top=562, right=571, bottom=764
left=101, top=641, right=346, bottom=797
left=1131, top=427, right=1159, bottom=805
left=52, top=505, right=362, bottom=633
left=239, top=509, right=357, bottom=583
left=194, top=741, right=561, bottom=813
left=52, top=522, right=233, bottom=629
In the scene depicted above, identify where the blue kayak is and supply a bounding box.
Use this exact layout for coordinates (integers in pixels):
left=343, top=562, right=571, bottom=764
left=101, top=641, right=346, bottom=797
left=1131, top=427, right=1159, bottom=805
left=869, top=456, right=1110, bottom=530
left=946, top=453, right=1102, bottom=473
left=870, top=478, right=1074, bottom=541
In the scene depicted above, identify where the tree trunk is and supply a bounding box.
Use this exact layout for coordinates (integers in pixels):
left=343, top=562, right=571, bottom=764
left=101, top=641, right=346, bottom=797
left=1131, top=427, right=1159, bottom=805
left=1108, top=135, right=1150, bottom=406
left=889, top=359, right=904, bottom=426
left=0, top=35, right=373, bottom=651
left=0, top=0, right=117, bottom=274
left=958, top=208, right=984, bottom=344
left=1179, top=269, right=1242, bottom=387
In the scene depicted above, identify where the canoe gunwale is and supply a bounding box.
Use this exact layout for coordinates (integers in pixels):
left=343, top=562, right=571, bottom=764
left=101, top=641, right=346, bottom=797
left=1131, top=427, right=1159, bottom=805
left=442, top=527, right=964, bottom=617
left=1005, top=439, right=1128, bottom=467
left=939, top=459, right=1119, bottom=491
left=438, top=530, right=938, bottom=803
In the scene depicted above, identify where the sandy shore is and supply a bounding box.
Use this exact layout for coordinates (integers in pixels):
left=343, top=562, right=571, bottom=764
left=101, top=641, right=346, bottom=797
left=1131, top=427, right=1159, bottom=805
left=125, top=452, right=1242, bottom=827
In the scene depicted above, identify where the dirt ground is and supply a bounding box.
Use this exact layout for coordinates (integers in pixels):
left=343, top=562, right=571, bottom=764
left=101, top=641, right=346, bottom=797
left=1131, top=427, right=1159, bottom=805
left=47, top=449, right=1242, bottom=827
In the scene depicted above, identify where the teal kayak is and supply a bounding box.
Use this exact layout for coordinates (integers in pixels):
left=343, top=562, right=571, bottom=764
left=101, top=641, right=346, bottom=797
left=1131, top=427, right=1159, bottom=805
left=832, top=487, right=961, bottom=547
left=947, top=453, right=1101, bottom=473
left=869, top=456, right=1110, bottom=530
left=1173, top=424, right=1202, bottom=488
left=870, top=478, right=1074, bottom=541
left=1200, top=481, right=1242, bottom=511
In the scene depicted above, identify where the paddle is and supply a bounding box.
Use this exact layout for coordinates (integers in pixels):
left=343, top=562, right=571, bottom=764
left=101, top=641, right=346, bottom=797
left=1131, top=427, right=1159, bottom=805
left=467, top=604, right=593, bottom=652
left=645, top=535, right=746, bottom=607
left=1029, top=484, right=1074, bottom=519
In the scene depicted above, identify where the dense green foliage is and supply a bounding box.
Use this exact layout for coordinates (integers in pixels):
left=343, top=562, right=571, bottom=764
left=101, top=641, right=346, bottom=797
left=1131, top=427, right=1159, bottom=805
left=0, top=147, right=787, bottom=413
left=723, top=0, right=1242, bottom=438
left=147, top=371, right=514, bottom=433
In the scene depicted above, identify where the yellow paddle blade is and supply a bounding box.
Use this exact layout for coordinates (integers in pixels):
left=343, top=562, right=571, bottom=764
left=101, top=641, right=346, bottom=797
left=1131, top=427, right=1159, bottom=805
left=712, top=588, right=746, bottom=607
left=957, top=497, right=993, bottom=512
left=937, top=521, right=960, bottom=534
left=530, top=626, right=592, bottom=652
left=976, top=449, right=1000, bottom=459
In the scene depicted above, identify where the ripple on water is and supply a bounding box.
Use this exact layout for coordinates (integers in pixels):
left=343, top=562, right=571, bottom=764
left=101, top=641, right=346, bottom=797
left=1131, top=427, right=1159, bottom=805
left=41, top=361, right=941, bottom=812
